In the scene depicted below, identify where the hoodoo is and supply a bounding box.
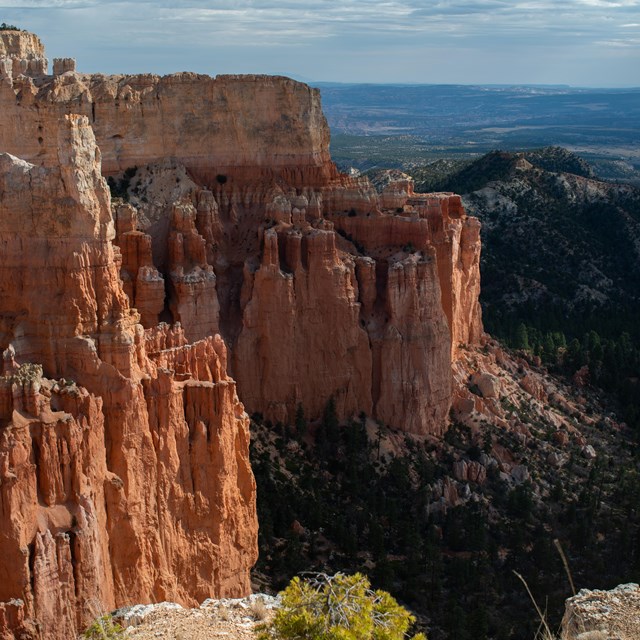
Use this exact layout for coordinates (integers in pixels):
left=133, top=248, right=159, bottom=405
left=0, top=31, right=482, bottom=638
left=0, top=113, right=257, bottom=638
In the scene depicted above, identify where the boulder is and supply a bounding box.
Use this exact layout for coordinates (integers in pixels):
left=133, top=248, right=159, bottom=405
left=471, top=372, right=501, bottom=398
left=562, top=583, right=640, bottom=640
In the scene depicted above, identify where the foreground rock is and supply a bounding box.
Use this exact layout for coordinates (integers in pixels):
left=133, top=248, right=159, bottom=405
left=115, top=594, right=278, bottom=640
left=561, top=583, right=640, bottom=640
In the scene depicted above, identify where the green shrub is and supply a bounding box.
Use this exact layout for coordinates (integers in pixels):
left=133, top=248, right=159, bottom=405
left=259, top=572, right=426, bottom=640
left=82, top=614, right=125, bottom=640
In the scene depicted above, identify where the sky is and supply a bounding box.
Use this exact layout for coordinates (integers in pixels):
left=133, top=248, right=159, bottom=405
left=1, top=0, right=639, bottom=86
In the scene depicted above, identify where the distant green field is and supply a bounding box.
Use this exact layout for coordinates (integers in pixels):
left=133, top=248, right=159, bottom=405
left=320, top=84, right=640, bottom=182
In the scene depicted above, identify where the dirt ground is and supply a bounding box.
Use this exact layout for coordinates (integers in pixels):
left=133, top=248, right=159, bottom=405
left=115, top=594, right=278, bottom=640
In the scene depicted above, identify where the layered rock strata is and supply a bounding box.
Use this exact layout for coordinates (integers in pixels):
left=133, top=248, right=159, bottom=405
left=0, top=29, right=483, bottom=436
left=0, top=30, right=47, bottom=80
left=104, top=166, right=480, bottom=436
left=0, top=30, right=485, bottom=635
left=0, top=56, right=336, bottom=185
left=0, top=115, right=257, bottom=639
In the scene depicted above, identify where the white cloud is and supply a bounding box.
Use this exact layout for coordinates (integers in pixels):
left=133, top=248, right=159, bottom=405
left=1, top=0, right=638, bottom=84
left=0, top=0, right=97, bottom=6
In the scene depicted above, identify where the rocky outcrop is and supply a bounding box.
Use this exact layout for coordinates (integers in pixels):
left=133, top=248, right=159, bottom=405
left=167, top=203, right=220, bottom=341
left=114, top=203, right=166, bottom=328
left=0, top=30, right=47, bottom=80
left=561, top=583, right=640, bottom=640
left=373, top=250, right=451, bottom=434
left=0, top=30, right=490, bottom=636
left=234, top=225, right=373, bottom=425
left=330, top=189, right=483, bottom=355
left=0, top=38, right=336, bottom=186
left=0, top=364, right=113, bottom=640
left=222, top=171, right=481, bottom=434
left=52, top=58, right=75, bottom=76
left=0, top=30, right=485, bottom=437
left=0, top=116, right=257, bottom=639
left=0, top=39, right=488, bottom=637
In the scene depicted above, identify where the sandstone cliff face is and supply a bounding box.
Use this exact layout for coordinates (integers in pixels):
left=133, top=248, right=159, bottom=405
left=0, top=31, right=482, bottom=433
left=0, top=34, right=484, bottom=636
left=0, top=115, right=257, bottom=639
left=0, top=60, right=336, bottom=185
left=0, top=30, right=47, bottom=79
left=234, top=226, right=373, bottom=425
left=330, top=187, right=483, bottom=355
left=0, top=30, right=483, bottom=430
left=200, top=177, right=476, bottom=435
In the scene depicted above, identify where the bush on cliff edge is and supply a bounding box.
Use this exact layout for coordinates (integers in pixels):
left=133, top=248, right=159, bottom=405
left=259, top=572, right=426, bottom=640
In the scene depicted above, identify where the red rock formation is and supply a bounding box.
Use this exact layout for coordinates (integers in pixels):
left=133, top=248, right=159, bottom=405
left=0, top=116, right=257, bottom=639
left=234, top=226, right=373, bottom=424
left=0, top=32, right=489, bottom=634
left=0, top=364, right=112, bottom=639
left=0, top=50, right=337, bottom=186
left=330, top=189, right=483, bottom=354
left=0, top=30, right=484, bottom=437
left=216, top=174, right=478, bottom=435
left=115, top=203, right=166, bottom=327
left=0, top=30, right=47, bottom=79
left=374, top=250, right=451, bottom=435
left=114, top=198, right=221, bottom=342
left=167, top=203, right=220, bottom=341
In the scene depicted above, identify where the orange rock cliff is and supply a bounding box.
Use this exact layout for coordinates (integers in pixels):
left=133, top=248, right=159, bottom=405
left=0, top=31, right=482, bottom=637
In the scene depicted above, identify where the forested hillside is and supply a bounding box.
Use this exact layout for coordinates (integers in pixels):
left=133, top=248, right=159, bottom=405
left=410, top=148, right=640, bottom=434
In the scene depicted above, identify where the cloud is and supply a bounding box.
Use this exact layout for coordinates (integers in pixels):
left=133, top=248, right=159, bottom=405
left=0, top=0, right=97, bottom=6
left=1, top=0, right=638, bottom=84
left=138, top=0, right=640, bottom=46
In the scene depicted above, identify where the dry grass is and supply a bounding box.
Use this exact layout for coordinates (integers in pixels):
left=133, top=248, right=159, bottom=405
left=514, top=539, right=580, bottom=639
left=513, top=571, right=559, bottom=640
left=554, top=539, right=576, bottom=597
left=249, top=597, right=269, bottom=621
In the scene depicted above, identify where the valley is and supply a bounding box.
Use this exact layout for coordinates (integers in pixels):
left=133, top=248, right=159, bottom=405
left=319, top=84, right=640, bottom=183
left=0, top=27, right=639, bottom=640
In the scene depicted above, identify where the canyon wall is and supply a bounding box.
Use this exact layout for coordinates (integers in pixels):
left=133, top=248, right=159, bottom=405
left=0, top=31, right=482, bottom=438
left=0, top=42, right=336, bottom=185
left=0, top=31, right=483, bottom=636
left=0, top=114, right=257, bottom=639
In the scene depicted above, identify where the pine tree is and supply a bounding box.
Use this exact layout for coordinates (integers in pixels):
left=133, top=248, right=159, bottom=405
left=295, top=403, right=307, bottom=439
left=514, top=323, right=530, bottom=350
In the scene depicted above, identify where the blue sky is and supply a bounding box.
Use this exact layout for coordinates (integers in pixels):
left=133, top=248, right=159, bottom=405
left=1, top=0, right=639, bottom=86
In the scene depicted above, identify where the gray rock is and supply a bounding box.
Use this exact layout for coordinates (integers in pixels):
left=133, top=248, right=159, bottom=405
left=117, top=602, right=183, bottom=628
left=547, top=452, right=566, bottom=468
left=511, top=465, right=530, bottom=484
